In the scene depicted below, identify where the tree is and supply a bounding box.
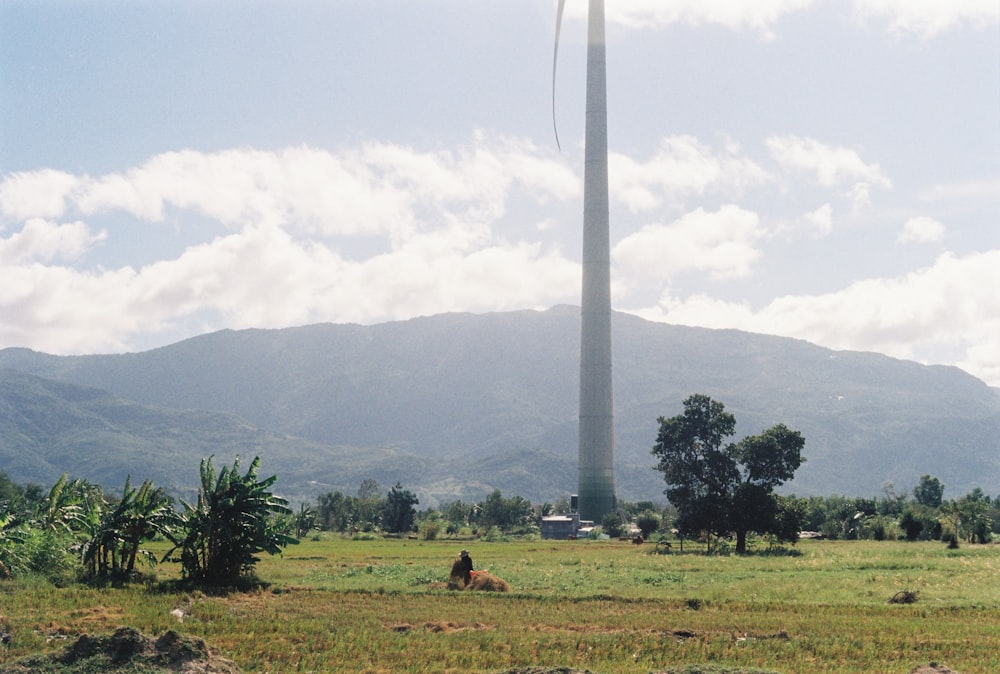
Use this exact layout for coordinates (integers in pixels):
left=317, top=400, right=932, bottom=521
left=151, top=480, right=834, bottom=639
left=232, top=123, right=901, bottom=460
left=80, top=477, right=178, bottom=582
left=294, top=503, right=317, bottom=538
left=0, top=512, right=28, bottom=578
left=898, top=507, right=925, bottom=541
left=477, top=490, right=534, bottom=532
left=316, top=491, right=352, bottom=532
left=955, top=490, right=992, bottom=544
left=635, top=510, right=661, bottom=538
left=354, top=479, right=383, bottom=531
left=913, top=475, right=944, bottom=508
left=651, top=394, right=805, bottom=553
left=770, top=495, right=806, bottom=546
left=0, top=470, right=23, bottom=504
left=601, top=512, right=624, bottom=538
left=165, top=456, right=297, bottom=585
left=382, top=483, right=418, bottom=534
left=440, top=500, right=473, bottom=534
left=38, top=474, right=100, bottom=534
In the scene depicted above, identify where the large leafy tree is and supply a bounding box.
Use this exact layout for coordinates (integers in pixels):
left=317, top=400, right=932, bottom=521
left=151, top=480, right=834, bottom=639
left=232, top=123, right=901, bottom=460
left=315, top=491, right=353, bottom=532
left=652, top=394, right=805, bottom=553
left=382, top=482, right=418, bottom=534
left=166, top=456, right=296, bottom=585
left=913, top=474, right=944, bottom=508
left=477, top=490, right=534, bottom=532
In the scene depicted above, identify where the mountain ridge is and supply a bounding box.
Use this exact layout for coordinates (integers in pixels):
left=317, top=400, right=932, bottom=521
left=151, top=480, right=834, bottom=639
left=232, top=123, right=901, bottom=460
left=2, top=307, right=998, bottom=506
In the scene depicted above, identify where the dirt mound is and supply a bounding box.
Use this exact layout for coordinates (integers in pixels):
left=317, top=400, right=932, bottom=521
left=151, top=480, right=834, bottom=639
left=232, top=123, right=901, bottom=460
left=0, top=626, right=241, bottom=673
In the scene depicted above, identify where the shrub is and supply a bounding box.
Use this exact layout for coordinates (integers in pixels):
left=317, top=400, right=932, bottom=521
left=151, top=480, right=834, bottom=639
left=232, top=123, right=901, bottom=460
left=165, top=456, right=297, bottom=585
left=482, top=526, right=508, bottom=542
left=419, top=518, right=441, bottom=541
left=601, top=513, right=624, bottom=538
left=1, top=526, right=78, bottom=585
left=635, top=510, right=661, bottom=538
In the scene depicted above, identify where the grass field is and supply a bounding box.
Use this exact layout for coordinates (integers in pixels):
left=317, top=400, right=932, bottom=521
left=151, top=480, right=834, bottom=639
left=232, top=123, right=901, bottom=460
left=2, top=537, right=999, bottom=673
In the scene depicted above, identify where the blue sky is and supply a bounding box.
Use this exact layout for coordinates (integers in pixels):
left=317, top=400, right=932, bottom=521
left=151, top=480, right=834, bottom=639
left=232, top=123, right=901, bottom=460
left=2, top=0, right=999, bottom=385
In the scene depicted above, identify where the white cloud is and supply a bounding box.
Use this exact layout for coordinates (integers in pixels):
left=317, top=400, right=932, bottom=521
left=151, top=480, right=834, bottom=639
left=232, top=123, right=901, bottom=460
left=0, top=218, right=106, bottom=264
left=0, top=169, right=81, bottom=221
left=633, top=292, right=756, bottom=327
left=766, top=135, right=891, bottom=210
left=0, top=138, right=584, bottom=354
left=770, top=203, right=834, bottom=240
left=337, top=227, right=579, bottom=322
left=961, top=338, right=1000, bottom=391
left=563, top=0, right=816, bottom=38
left=0, top=264, right=145, bottom=353
left=557, top=0, right=997, bottom=38
left=851, top=0, right=1000, bottom=38
left=0, top=127, right=993, bottom=389
left=0, top=220, right=581, bottom=354
left=898, top=216, right=947, bottom=244
left=920, top=176, right=1000, bottom=202
left=766, top=135, right=890, bottom=189
left=610, top=136, right=771, bottom=213
left=801, top=203, right=834, bottom=237
left=2, top=140, right=578, bottom=244
left=613, top=205, right=765, bottom=281
left=631, top=250, right=1000, bottom=385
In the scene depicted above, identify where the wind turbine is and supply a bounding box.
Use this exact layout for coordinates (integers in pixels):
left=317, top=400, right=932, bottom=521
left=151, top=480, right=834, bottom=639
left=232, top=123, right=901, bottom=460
left=554, top=0, right=615, bottom=523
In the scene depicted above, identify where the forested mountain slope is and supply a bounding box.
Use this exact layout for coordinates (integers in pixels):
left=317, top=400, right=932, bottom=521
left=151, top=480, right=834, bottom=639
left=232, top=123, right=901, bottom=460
left=2, top=307, right=998, bottom=505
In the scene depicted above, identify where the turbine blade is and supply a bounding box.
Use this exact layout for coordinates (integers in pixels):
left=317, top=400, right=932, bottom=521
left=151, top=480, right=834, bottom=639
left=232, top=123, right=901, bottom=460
left=552, top=0, right=566, bottom=151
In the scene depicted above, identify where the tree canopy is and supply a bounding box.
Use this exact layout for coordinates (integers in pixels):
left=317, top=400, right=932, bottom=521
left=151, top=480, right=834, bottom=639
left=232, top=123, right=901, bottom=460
left=382, top=482, right=419, bottom=534
left=652, top=394, right=805, bottom=552
left=914, top=474, right=945, bottom=508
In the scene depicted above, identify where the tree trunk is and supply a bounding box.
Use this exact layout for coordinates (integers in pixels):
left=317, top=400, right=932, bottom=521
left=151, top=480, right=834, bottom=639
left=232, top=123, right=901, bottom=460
left=736, top=530, right=748, bottom=554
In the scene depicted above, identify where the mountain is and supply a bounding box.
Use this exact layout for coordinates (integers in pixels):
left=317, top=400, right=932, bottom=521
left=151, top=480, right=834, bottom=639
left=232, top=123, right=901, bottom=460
left=2, top=306, right=999, bottom=506
left=0, top=368, right=423, bottom=505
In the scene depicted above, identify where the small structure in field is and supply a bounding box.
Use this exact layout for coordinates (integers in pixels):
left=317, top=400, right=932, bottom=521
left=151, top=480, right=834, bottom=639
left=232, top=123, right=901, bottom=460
left=540, top=513, right=586, bottom=540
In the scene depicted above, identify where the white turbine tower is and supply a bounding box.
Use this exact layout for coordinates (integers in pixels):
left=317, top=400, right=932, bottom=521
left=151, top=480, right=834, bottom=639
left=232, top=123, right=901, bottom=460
left=554, top=0, right=615, bottom=522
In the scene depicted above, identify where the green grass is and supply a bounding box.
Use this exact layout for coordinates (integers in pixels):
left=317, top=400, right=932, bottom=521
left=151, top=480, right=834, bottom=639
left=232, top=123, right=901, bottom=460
left=2, top=538, right=999, bottom=673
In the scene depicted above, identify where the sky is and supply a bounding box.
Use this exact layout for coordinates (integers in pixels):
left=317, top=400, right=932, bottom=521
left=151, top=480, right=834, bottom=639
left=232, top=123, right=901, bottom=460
left=1, top=1, right=999, bottom=386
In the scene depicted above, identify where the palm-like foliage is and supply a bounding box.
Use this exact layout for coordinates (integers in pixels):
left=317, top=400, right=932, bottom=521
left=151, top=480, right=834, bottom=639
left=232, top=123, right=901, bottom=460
left=0, top=512, right=28, bottom=578
left=165, top=456, right=296, bottom=584
left=294, top=503, right=317, bottom=538
left=80, top=477, right=179, bottom=582
left=38, top=473, right=97, bottom=533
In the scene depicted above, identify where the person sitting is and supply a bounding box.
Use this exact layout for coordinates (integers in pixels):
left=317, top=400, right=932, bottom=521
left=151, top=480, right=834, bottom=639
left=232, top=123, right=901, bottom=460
left=449, top=549, right=474, bottom=586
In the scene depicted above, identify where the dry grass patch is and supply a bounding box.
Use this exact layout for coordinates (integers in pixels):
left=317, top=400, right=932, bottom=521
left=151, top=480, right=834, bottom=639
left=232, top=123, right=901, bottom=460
left=3, top=539, right=1000, bottom=672
left=390, top=620, right=493, bottom=633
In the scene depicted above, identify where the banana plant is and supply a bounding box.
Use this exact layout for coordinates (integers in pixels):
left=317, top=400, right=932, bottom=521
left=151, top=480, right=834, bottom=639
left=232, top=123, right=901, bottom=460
left=80, top=476, right=179, bottom=582
left=164, top=456, right=296, bottom=585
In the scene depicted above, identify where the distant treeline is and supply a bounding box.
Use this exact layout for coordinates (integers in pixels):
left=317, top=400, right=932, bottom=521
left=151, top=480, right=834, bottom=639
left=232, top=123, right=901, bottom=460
left=3, top=468, right=997, bottom=588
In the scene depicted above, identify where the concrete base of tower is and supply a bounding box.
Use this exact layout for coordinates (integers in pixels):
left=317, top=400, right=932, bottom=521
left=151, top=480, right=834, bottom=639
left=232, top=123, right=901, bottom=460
left=577, top=485, right=615, bottom=524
